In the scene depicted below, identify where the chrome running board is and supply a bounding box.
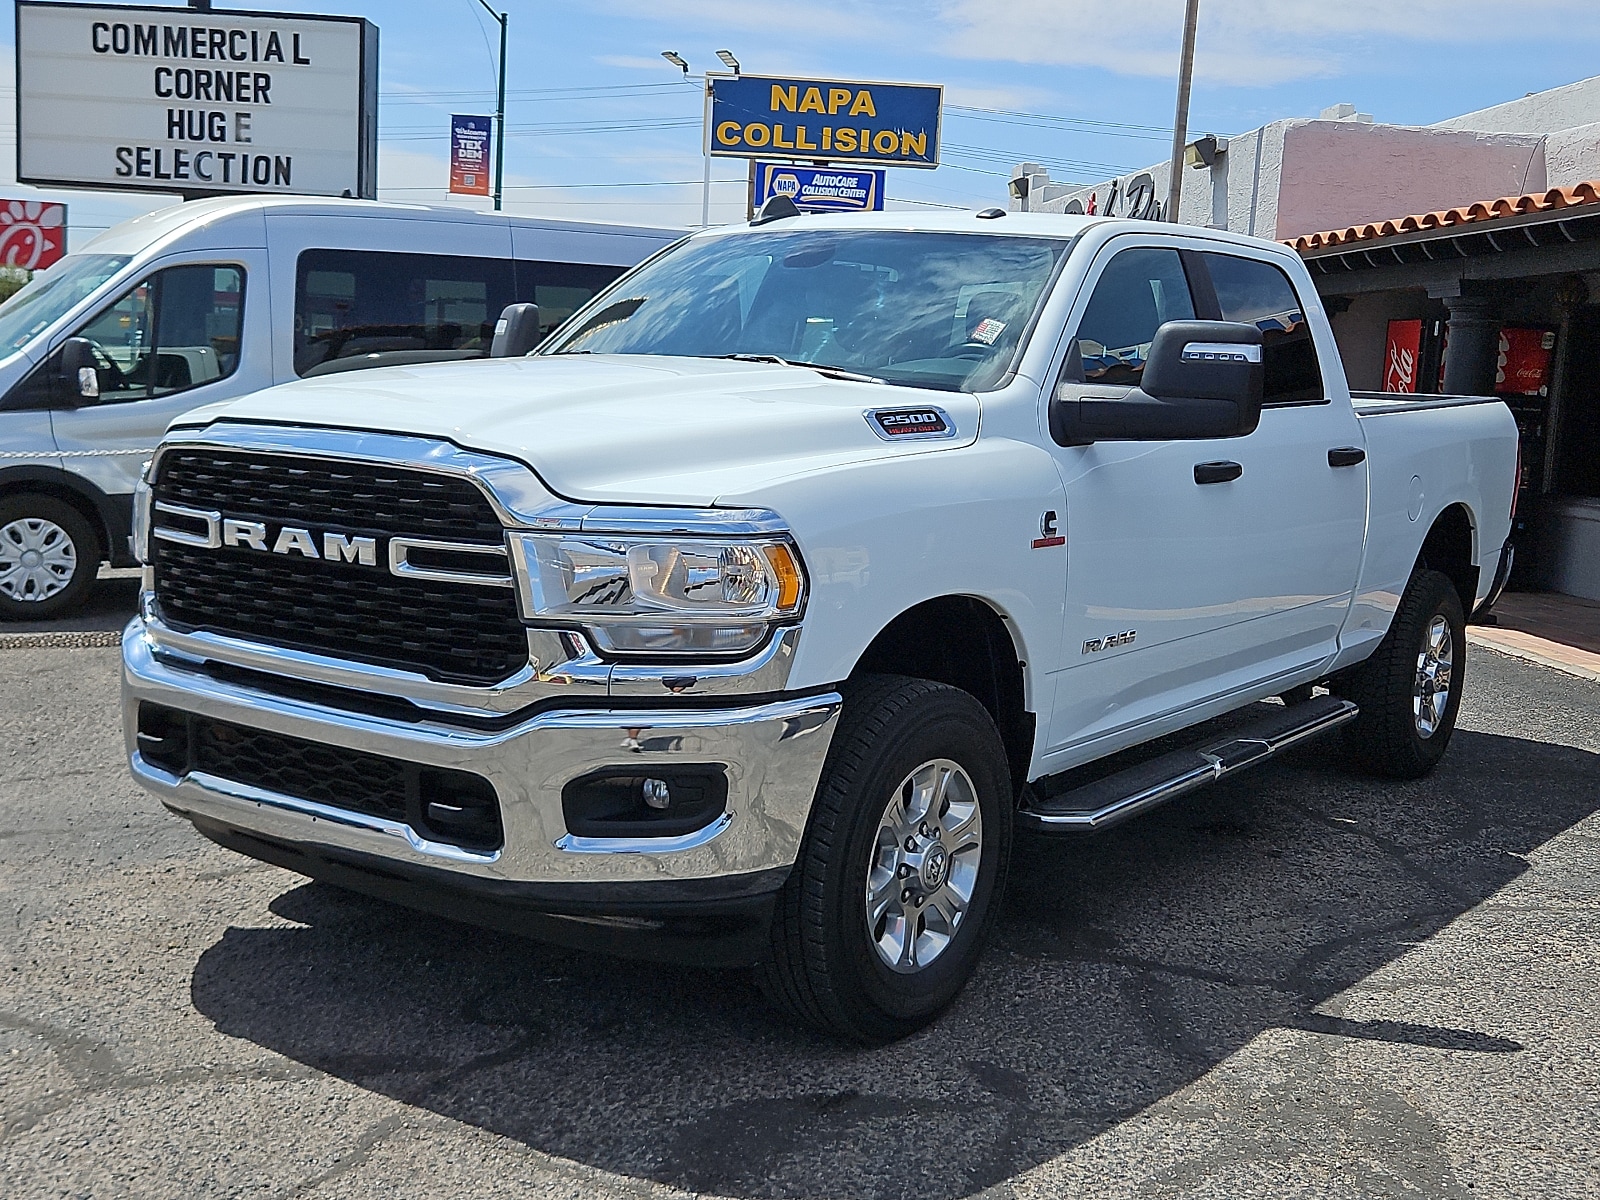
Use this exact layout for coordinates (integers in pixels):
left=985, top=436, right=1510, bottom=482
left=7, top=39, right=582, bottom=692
left=1019, top=695, right=1358, bottom=834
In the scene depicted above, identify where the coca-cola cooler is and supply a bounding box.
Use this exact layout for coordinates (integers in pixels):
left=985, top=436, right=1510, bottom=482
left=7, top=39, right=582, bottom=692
left=1385, top=320, right=1556, bottom=585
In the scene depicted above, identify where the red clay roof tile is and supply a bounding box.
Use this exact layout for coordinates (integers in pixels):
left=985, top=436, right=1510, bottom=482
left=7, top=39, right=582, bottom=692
left=1287, top=180, right=1600, bottom=252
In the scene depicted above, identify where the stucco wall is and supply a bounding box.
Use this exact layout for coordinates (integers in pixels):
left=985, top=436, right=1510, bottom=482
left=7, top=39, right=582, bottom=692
left=1434, top=75, right=1600, bottom=136
left=1545, top=121, right=1600, bottom=188
left=1275, top=122, right=1546, bottom=239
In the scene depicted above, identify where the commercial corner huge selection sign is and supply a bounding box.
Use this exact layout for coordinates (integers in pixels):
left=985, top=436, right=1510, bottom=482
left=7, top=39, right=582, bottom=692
left=15, top=2, right=378, bottom=199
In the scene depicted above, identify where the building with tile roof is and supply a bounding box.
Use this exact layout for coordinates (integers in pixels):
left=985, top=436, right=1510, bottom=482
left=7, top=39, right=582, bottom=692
left=1012, top=77, right=1600, bottom=602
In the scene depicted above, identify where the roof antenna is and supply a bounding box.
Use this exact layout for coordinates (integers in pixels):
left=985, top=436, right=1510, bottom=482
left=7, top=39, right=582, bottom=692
left=751, top=193, right=801, bottom=226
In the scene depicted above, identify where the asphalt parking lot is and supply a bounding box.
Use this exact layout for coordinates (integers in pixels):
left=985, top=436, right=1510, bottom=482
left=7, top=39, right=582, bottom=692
left=2, top=617, right=1597, bottom=1199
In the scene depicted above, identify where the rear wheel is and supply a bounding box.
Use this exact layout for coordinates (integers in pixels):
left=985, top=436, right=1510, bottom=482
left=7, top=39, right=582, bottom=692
left=759, top=676, right=1012, bottom=1043
left=0, top=494, right=100, bottom=620
left=1336, top=568, right=1466, bottom=779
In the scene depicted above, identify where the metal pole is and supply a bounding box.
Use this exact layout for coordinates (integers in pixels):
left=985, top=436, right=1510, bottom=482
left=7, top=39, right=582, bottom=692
left=1165, top=0, right=1200, bottom=224
left=476, top=0, right=507, bottom=211
left=701, top=78, right=712, bottom=227
left=493, top=10, right=507, bottom=212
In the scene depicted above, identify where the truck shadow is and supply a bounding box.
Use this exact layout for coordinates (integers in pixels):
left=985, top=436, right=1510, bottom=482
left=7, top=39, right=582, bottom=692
left=188, top=726, right=1598, bottom=1199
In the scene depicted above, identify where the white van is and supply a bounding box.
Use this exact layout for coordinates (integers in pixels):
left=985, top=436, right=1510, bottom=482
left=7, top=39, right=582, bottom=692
left=0, top=196, right=681, bottom=618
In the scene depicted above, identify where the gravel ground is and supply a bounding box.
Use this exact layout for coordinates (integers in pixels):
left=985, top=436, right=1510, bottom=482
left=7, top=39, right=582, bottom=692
left=1, top=643, right=1596, bottom=1199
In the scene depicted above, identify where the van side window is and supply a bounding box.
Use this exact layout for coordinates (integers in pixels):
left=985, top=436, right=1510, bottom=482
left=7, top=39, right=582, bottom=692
left=294, top=250, right=516, bottom=375
left=32, top=263, right=245, bottom=407
left=513, top=260, right=628, bottom=342
left=1199, top=253, right=1324, bottom=404
left=1066, top=247, right=1196, bottom=387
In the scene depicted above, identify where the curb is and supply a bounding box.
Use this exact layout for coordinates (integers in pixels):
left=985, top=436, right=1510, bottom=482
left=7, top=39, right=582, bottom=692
left=0, top=630, right=124, bottom=650
left=1468, top=632, right=1600, bottom=684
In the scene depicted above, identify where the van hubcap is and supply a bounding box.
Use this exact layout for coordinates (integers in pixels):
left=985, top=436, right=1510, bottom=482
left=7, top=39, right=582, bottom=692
left=0, top=518, right=78, bottom=602
left=864, top=758, right=983, bottom=973
left=1413, top=615, right=1454, bottom=739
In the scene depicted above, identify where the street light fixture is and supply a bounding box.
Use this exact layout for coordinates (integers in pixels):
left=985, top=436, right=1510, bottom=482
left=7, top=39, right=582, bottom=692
left=661, top=51, right=689, bottom=75
left=715, top=49, right=740, bottom=74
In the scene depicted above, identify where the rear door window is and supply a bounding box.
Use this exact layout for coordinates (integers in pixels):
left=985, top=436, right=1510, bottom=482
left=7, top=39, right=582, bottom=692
left=512, top=260, right=627, bottom=342
left=1200, top=253, right=1325, bottom=405
left=294, top=249, right=515, bottom=375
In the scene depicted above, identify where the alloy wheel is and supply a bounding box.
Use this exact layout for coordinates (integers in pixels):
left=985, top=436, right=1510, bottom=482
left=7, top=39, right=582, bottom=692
left=864, top=758, right=984, bottom=973
left=1413, top=614, right=1454, bottom=738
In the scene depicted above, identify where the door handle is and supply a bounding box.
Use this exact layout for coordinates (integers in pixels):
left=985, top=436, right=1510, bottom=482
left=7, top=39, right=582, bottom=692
left=1328, top=446, right=1366, bottom=467
left=1194, top=461, right=1243, bottom=485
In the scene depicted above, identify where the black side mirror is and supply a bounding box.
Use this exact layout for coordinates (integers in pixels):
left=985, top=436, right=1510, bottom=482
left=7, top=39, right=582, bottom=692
left=1051, top=320, right=1264, bottom=445
left=57, top=337, right=101, bottom=403
left=489, top=303, right=541, bottom=358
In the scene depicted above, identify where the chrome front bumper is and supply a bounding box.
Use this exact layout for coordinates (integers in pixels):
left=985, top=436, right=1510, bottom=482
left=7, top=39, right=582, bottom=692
left=122, top=621, right=841, bottom=891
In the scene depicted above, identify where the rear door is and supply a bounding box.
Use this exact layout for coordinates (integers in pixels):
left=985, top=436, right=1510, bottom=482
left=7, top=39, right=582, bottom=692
left=1042, top=237, right=1366, bottom=756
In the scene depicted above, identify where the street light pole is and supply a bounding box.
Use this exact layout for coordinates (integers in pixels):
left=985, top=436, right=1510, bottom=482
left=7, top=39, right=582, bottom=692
left=476, top=0, right=508, bottom=211
left=1165, top=0, right=1200, bottom=224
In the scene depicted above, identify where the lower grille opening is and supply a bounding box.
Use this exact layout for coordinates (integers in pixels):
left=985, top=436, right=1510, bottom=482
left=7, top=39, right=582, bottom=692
left=562, top=766, right=728, bottom=840
left=137, top=703, right=503, bottom=852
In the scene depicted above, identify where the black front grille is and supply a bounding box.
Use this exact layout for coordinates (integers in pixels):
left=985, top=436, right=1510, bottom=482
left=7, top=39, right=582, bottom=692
left=156, top=449, right=506, bottom=542
left=152, top=449, right=527, bottom=687
left=138, top=703, right=503, bottom=852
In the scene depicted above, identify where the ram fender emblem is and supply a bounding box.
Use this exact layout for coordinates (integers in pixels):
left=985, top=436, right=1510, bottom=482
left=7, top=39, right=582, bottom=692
left=1083, top=630, right=1136, bottom=654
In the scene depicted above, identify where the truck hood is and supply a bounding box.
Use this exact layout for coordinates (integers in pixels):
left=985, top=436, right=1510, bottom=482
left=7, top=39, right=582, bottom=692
left=184, top=354, right=979, bottom=506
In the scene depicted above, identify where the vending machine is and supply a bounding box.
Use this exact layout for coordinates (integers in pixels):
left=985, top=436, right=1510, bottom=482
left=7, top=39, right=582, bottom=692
left=1495, top=326, right=1558, bottom=583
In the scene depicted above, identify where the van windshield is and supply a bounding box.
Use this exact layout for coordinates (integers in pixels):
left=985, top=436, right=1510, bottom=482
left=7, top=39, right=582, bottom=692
left=0, top=254, right=132, bottom=354
left=542, top=230, right=1070, bottom=392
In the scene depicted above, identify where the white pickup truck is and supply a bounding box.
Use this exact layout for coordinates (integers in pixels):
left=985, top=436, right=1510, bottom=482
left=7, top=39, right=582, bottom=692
left=122, top=209, right=1519, bottom=1042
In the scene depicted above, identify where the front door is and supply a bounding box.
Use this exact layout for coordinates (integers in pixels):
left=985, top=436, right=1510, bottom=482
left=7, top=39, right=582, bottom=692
left=1043, top=237, right=1367, bottom=759
left=49, top=259, right=255, bottom=504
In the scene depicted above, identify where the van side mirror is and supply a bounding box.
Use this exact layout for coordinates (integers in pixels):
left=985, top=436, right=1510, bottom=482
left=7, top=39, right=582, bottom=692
left=1050, top=320, right=1264, bottom=445
left=57, top=338, right=101, bottom=403
left=490, top=303, right=541, bottom=358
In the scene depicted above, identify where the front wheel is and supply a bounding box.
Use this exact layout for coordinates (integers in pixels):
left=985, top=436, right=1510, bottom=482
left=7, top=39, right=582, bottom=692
left=759, top=676, right=1012, bottom=1043
left=1335, top=568, right=1466, bottom=779
left=0, top=494, right=101, bottom=620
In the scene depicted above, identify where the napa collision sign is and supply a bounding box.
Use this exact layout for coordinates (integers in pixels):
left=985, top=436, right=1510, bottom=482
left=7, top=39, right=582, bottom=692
left=753, top=163, right=884, bottom=212
left=15, top=2, right=378, bottom=198
left=710, top=75, right=941, bottom=168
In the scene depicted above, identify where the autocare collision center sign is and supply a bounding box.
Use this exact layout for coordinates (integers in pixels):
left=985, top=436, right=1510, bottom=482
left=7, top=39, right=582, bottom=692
left=15, top=3, right=378, bottom=198
left=710, top=75, right=941, bottom=168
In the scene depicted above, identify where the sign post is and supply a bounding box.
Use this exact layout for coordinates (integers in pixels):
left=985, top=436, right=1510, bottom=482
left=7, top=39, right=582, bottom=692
left=15, top=2, right=379, bottom=199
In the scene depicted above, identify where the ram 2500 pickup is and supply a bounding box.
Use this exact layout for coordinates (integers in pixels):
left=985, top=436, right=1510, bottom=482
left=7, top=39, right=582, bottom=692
left=122, top=210, right=1519, bottom=1042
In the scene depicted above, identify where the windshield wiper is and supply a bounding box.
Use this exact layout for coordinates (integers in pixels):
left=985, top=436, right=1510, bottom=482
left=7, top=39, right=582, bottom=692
left=710, top=353, right=884, bottom=385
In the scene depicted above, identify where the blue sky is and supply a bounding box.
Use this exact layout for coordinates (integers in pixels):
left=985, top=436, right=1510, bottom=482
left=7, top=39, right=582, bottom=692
left=5, top=0, right=1600, bottom=245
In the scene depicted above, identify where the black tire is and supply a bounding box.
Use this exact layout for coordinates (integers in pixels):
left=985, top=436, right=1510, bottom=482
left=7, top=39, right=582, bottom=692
left=0, top=494, right=101, bottom=621
left=1336, top=568, right=1466, bottom=779
left=758, top=675, right=1013, bottom=1043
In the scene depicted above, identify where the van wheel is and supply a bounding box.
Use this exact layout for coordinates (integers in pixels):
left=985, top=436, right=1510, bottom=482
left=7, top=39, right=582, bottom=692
left=759, top=675, right=1012, bottom=1043
left=0, top=495, right=101, bottom=620
left=1335, top=568, right=1466, bottom=779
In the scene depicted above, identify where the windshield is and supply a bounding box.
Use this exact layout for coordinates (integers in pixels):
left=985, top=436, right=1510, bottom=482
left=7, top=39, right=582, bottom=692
left=0, top=253, right=132, bottom=355
left=543, top=230, right=1070, bottom=392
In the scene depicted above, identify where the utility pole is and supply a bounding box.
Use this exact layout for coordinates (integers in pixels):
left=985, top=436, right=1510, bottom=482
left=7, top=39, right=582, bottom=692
left=1165, top=0, right=1200, bottom=224
left=476, top=0, right=508, bottom=211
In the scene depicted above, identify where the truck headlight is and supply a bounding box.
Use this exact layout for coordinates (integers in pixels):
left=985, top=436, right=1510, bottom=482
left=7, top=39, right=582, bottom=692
left=509, top=531, right=806, bottom=656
